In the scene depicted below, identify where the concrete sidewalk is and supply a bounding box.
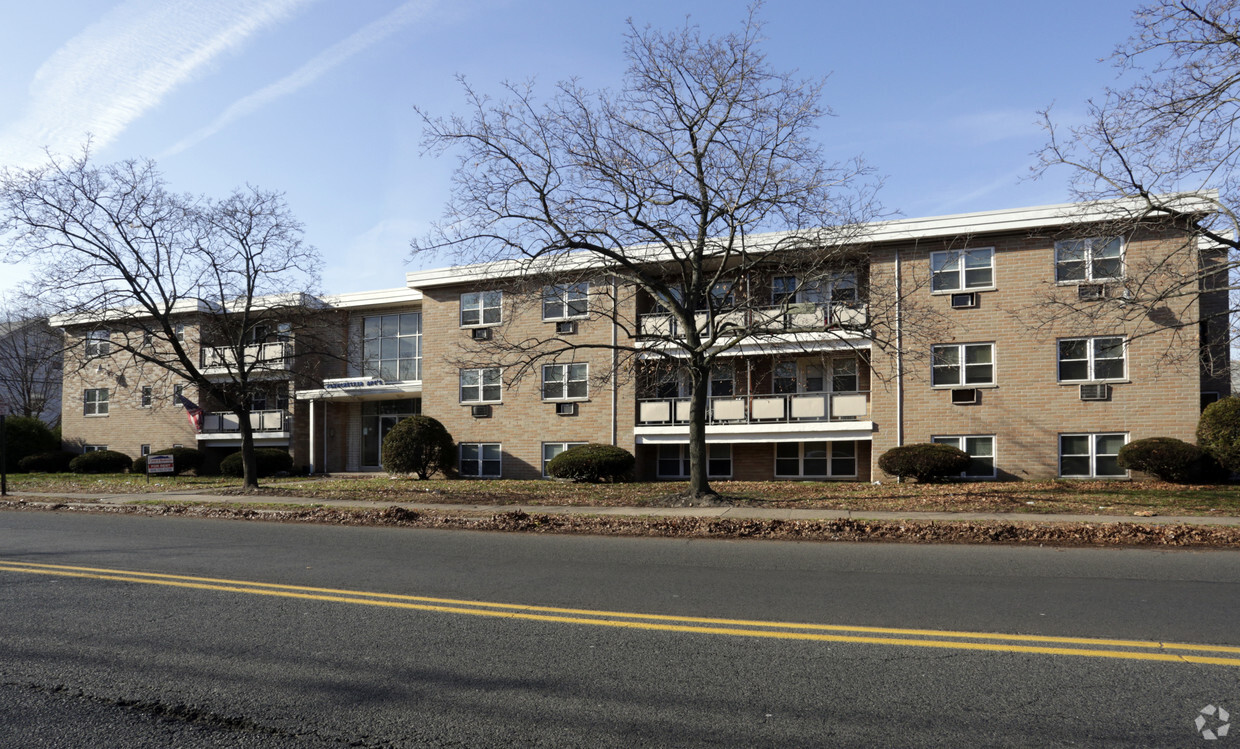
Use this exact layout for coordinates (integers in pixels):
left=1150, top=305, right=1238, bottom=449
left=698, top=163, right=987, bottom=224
left=7, top=489, right=1240, bottom=526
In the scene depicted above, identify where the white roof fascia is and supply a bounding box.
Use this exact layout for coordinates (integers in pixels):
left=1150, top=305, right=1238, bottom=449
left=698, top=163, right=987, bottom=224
left=325, top=287, right=423, bottom=309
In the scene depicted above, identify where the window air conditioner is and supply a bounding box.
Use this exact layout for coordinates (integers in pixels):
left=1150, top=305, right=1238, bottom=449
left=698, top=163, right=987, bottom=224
left=555, top=401, right=578, bottom=416
left=555, top=320, right=577, bottom=335
left=470, top=404, right=493, bottom=418
left=1079, top=383, right=1110, bottom=401
left=950, top=388, right=979, bottom=405
left=950, top=292, right=978, bottom=309
left=1078, top=284, right=1105, bottom=301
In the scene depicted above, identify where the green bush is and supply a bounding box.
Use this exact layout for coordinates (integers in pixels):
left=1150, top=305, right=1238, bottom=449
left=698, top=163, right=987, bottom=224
left=18, top=451, right=75, bottom=473
left=546, top=443, right=635, bottom=483
left=1116, top=437, right=1204, bottom=482
left=3, top=416, right=60, bottom=472
left=381, top=415, right=455, bottom=479
left=878, top=443, right=970, bottom=482
left=1198, top=397, right=1240, bottom=473
left=133, top=447, right=204, bottom=476
left=68, top=450, right=134, bottom=474
left=219, top=448, right=293, bottom=478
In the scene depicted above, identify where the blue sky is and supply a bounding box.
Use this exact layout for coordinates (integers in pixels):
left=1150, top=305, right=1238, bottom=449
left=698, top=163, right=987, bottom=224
left=0, top=0, right=1140, bottom=297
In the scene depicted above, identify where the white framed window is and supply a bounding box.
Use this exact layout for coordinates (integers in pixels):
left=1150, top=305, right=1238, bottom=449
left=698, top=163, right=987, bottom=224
left=775, top=441, right=856, bottom=478
left=140, top=444, right=151, bottom=457
left=931, top=343, right=994, bottom=387
left=1059, top=433, right=1128, bottom=478
left=931, top=248, right=994, bottom=292
left=174, top=323, right=186, bottom=343
left=542, top=442, right=587, bottom=477
left=140, top=387, right=152, bottom=408
left=459, top=443, right=502, bottom=477
left=1055, top=237, right=1123, bottom=283
left=1058, top=337, right=1126, bottom=382
left=542, top=363, right=588, bottom=401
left=83, top=388, right=109, bottom=416
left=931, top=435, right=997, bottom=478
left=363, top=313, right=422, bottom=382
left=84, top=330, right=110, bottom=357
left=83, top=444, right=108, bottom=453
left=460, top=291, right=502, bottom=327
left=656, top=444, right=732, bottom=478
left=542, top=283, right=589, bottom=320
left=771, top=273, right=857, bottom=305
left=460, top=368, right=502, bottom=403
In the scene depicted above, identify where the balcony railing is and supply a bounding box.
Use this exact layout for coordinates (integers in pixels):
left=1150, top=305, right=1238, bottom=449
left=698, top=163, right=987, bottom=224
left=200, top=409, right=290, bottom=434
left=638, top=303, right=867, bottom=339
left=637, top=391, right=870, bottom=426
left=200, top=342, right=289, bottom=374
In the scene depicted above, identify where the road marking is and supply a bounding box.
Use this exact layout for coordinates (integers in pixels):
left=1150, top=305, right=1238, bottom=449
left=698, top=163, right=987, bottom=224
left=2, top=559, right=1238, bottom=667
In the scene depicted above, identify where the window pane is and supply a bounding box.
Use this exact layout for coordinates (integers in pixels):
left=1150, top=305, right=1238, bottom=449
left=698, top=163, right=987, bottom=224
left=803, top=458, right=828, bottom=476
left=363, top=317, right=380, bottom=339
left=1092, top=258, right=1122, bottom=279
left=1095, top=237, right=1122, bottom=258
left=964, top=345, right=991, bottom=365
left=1060, top=435, right=1090, bottom=456
left=461, top=309, right=480, bottom=326
left=1094, top=456, right=1124, bottom=477
left=1095, top=434, right=1126, bottom=456
left=776, top=443, right=799, bottom=459
left=400, top=314, right=420, bottom=335
left=1060, top=456, right=1091, bottom=476
left=461, top=444, right=479, bottom=462
left=775, top=458, right=799, bottom=476
left=1057, top=260, right=1085, bottom=282
left=1093, top=359, right=1124, bottom=379
left=566, top=380, right=587, bottom=398
left=482, top=444, right=501, bottom=461
left=1059, top=340, right=1087, bottom=360
left=1094, top=338, right=1124, bottom=359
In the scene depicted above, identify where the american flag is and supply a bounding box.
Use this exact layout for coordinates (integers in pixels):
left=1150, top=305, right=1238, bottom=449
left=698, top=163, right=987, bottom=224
left=176, top=394, right=203, bottom=431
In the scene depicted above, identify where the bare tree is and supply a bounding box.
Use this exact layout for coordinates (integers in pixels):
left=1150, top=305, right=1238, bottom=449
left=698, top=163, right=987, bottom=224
left=0, top=148, right=329, bottom=489
left=413, top=8, right=905, bottom=501
left=0, top=294, right=62, bottom=423
left=1034, top=0, right=1240, bottom=374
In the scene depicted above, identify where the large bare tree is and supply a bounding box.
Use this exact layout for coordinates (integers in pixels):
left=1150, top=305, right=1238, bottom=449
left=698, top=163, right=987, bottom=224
left=0, top=295, right=62, bottom=423
left=0, top=149, right=328, bottom=489
left=414, top=9, right=897, bottom=501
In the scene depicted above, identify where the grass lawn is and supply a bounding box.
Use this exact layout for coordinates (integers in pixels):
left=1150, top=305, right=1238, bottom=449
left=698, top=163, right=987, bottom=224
left=5, top=473, right=1238, bottom=516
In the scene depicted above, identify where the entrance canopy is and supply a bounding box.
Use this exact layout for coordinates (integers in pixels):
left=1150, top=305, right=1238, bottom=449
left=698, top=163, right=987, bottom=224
left=296, top=377, right=422, bottom=402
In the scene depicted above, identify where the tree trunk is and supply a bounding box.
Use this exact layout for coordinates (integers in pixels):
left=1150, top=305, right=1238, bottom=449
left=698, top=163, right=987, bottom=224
left=237, top=407, right=259, bottom=491
left=685, top=362, right=718, bottom=502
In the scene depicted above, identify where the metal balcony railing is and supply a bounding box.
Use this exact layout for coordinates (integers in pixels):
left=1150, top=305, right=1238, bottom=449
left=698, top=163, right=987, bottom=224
left=636, top=391, right=870, bottom=426
left=200, top=409, right=290, bottom=434
left=637, top=303, right=867, bottom=339
left=199, top=342, right=289, bottom=373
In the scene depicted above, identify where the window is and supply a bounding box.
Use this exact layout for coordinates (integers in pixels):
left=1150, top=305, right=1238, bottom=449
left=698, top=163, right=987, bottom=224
left=542, top=442, right=587, bottom=476
left=363, top=313, right=422, bottom=382
left=84, top=330, right=110, bottom=357
left=931, top=343, right=994, bottom=387
left=460, top=291, right=502, bottom=326
left=710, top=366, right=734, bottom=397
left=831, top=358, right=858, bottom=392
left=460, top=368, right=502, bottom=403
left=140, top=387, right=152, bottom=408
left=931, top=436, right=996, bottom=478
left=83, top=445, right=107, bottom=453
left=459, top=443, right=502, bottom=477
left=773, top=362, right=798, bottom=394
left=1060, top=433, right=1127, bottom=478
left=771, top=273, right=857, bottom=305
left=83, top=388, right=109, bottom=416
left=173, top=384, right=184, bottom=402
left=775, top=441, right=856, bottom=478
left=174, top=323, right=186, bottom=343
left=1058, top=337, right=1125, bottom=382
left=1055, top=237, right=1123, bottom=283
left=542, top=363, right=588, bottom=401
left=249, top=387, right=290, bottom=411
left=931, top=248, right=994, bottom=292
left=542, top=283, right=589, bottom=320
left=657, top=444, right=732, bottom=478
left=140, top=444, right=151, bottom=457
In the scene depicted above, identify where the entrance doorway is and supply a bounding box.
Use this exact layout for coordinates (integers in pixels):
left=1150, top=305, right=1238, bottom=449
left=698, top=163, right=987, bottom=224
left=361, top=398, right=421, bottom=468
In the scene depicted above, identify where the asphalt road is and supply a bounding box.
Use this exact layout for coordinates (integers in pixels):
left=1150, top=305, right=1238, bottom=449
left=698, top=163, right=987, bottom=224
left=1, top=511, right=1238, bottom=747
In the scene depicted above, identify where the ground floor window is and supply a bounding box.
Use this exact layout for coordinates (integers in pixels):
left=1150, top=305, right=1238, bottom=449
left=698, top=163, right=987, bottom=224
left=931, top=435, right=996, bottom=478
left=361, top=399, right=422, bottom=467
left=460, top=443, right=502, bottom=478
left=775, top=441, right=856, bottom=478
left=140, top=444, right=151, bottom=457
left=542, top=442, right=587, bottom=477
left=657, top=444, right=732, bottom=478
left=83, top=445, right=107, bottom=452
left=1059, top=433, right=1127, bottom=478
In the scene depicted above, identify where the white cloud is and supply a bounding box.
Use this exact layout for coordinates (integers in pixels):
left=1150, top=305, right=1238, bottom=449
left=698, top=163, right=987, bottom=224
left=0, top=0, right=314, bottom=170
left=162, top=0, right=432, bottom=158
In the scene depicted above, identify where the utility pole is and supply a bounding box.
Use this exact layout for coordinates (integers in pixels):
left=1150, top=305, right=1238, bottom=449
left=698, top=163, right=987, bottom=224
left=1, top=412, right=7, bottom=497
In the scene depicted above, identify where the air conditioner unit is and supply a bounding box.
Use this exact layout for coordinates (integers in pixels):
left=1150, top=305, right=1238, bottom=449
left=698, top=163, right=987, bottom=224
left=950, top=388, right=979, bottom=405
left=950, top=292, right=978, bottom=309
left=555, top=401, right=578, bottom=416
left=1078, top=284, right=1105, bottom=301
left=470, top=404, right=492, bottom=418
left=471, top=327, right=492, bottom=341
left=555, top=320, right=577, bottom=335
left=1079, top=383, right=1110, bottom=401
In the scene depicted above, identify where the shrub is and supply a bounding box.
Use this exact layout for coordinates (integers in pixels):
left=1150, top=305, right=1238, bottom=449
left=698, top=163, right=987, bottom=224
left=133, top=447, right=204, bottom=476
left=219, top=448, right=293, bottom=478
left=18, top=451, right=75, bottom=473
left=1198, top=397, right=1240, bottom=473
left=1116, top=437, right=1204, bottom=482
left=381, top=415, right=455, bottom=479
left=878, top=443, right=970, bottom=482
left=546, top=443, right=635, bottom=483
left=3, top=416, right=60, bottom=472
left=68, top=449, right=134, bottom=474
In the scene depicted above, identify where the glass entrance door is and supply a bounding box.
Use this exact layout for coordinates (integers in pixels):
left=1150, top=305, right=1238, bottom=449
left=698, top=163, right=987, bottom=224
left=377, top=415, right=400, bottom=466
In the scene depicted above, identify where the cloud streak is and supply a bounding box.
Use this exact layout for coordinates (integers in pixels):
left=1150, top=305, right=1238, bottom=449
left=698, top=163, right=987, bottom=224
left=162, top=0, right=432, bottom=158
left=0, top=0, right=314, bottom=170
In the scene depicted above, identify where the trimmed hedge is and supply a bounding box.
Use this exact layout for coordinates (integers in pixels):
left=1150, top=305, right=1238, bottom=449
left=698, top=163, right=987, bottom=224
left=18, top=451, right=76, bottom=473
left=68, top=450, right=134, bottom=474
left=133, top=447, right=205, bottom=476
left=381, top=415, right=455, bottom=479
left=1116, top=437, right=1204, bottom=482
left=1198, top=397, right=1240, bottom=473
left=219, top=448, right=293, bottom=478
left=878, top=443, right=971, bottom=482
left=546, top=443, right=635, bottom=483
left=3, top=416, right=60, bottom=472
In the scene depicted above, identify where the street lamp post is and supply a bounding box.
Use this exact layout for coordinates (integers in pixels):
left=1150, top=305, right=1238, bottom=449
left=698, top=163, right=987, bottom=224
left=1, top=411, right=7, bottom=497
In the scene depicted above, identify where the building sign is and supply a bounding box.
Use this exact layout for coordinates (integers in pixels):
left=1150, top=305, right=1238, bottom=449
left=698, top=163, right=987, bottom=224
left=323, top=377, right=385, bottom=390
left=146, top=455, right=176, bottom=474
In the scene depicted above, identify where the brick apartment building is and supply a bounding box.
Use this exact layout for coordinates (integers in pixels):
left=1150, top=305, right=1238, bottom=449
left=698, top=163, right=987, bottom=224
left=56, top=196, right=1231, bottom=481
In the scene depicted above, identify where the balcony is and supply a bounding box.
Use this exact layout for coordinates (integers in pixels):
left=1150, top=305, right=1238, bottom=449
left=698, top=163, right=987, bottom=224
left=198, top=409, right=290, bottom=440
left=199, top=342, right=289, bottom=375
left=638, top=303, right=867, bottom=339
left=637, top=391, right=870, bottom=426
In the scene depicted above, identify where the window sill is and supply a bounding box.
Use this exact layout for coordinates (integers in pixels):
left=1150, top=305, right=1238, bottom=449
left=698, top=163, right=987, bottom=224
left=84, top=413, right=110, bottom=418
left=1054, top=279, right=1124, bottom=287
left=543, top=398, right=590, bottom=403
left=461, top=401, right=502, bottom=406
left=931, top=287, right=996, bottom=296
left=542, top=316, right=589, bottom=323
left=1058, top=380, right=1129, bottom=386
left=931, top=384, right=998, bottom=390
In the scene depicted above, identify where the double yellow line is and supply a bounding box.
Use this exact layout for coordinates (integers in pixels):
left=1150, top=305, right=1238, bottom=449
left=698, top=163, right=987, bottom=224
left=3, top=559, right=1239, bottom=667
